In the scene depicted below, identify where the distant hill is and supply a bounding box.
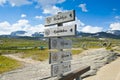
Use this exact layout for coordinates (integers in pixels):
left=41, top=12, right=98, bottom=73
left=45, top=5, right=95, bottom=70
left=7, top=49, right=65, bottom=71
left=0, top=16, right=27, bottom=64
left=77, top=31, right=120, bottom=39
left=32, top=32, right=44, bottom=37
left=107, top=30, right=120, bottom=35
left=0, top=30, right=120, bottom=39
left=11, top=31, right=27, bottom=36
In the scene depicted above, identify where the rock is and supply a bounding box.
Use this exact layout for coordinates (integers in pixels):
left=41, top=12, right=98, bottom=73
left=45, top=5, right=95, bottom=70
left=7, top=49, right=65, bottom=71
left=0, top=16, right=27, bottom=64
left=77, top=49, right=119, bottom=78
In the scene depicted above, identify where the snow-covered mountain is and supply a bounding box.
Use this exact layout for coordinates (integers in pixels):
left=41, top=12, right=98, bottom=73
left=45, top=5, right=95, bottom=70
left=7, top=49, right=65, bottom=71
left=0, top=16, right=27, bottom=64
left=10, top=31, right=27, bottom=36
left=32, top=32, right=44, bottom=37
left=107, top=30, right=120, bottom=35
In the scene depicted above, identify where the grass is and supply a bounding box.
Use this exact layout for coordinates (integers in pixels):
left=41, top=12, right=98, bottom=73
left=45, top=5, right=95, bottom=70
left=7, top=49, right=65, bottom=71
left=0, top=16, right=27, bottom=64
left=20, top=49, right=83, bottom=61
left=0, top=37, right=47, bottom=50
left=0, top=55, right=21, bottom=74
left=0, top=37, right=120, bottom=73
left=72, top=49, right=83, bottom=55
left=21, top=49, right=49, bottom=61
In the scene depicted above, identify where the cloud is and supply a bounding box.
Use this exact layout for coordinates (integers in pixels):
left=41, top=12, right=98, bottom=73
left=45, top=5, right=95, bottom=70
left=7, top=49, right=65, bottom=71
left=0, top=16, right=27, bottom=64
left=0, top=0, right=65, bottom=15
left=0, top=21, right=11, bottom=34
left=35, top=16, right=43, bottom=19
left=0, top=0, right=6, bottom=6
left=112, top=8, right=117, bottom=11
left=109, top=22, right=120, bottom=30
left=21, top=14, right=27, bottom=18
left=64, top=17, right=85, bottom=31
left=79, top=3, right=88, bottom=12
left=35, top=0, right=65, bottom=15
left=115, top=16, right=120, bottom=19
left=0, top=0, right=32, bottom=7
left=9, top=0, right=32, bottom=7
left=43, top=6, right=63, bottom=15
left=0, top=19, right=45, bottom=35
left=81, top=25, right=103, bottom=33
left=35, top=0, right=65, bottom=8
left=12, top=19, right=29, bottom=29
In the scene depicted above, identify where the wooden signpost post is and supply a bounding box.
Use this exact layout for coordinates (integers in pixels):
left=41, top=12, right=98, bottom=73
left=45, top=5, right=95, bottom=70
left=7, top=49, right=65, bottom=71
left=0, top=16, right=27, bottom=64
left=44, top=10, right=76, bottom=79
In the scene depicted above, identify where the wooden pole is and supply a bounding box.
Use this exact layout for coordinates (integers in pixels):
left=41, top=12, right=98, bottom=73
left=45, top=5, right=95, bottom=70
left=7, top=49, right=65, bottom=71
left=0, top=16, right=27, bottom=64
left=57, top=19, right=63, bottom=79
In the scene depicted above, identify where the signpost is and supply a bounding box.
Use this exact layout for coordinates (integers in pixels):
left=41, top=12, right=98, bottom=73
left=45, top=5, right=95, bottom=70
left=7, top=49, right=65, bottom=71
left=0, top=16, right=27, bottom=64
left=49, top=51, right=72, bottom=64
left=44, top=10, right=76, bottom=79
left=50, top=38, right=72, bottom=49
left=44, top=25, right=76, bottom=37
left=45, top=10, right=75, bottom=26
left=51, top=61, right=71, bottom=77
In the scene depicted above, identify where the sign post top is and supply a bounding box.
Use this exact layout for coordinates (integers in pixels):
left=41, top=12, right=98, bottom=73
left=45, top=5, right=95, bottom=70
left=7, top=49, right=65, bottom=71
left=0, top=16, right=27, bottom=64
left=45, top=10, right=75, bottom=26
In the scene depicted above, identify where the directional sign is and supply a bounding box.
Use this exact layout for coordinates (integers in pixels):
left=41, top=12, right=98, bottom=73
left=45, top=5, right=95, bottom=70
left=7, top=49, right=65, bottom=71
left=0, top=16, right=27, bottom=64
left=49, top=51, right=72, bottom=64
left=45, top=10, right=75, bottom=26
left=44, top=24, right=76, bottom=37
left=50, top=38, right=72, bottom=49
left=51, top=61, right=71, bottom=77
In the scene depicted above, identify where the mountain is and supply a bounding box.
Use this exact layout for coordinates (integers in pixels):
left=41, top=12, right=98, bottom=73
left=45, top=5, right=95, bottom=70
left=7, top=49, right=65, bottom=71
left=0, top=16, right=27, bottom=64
left=32, top=32, right=44, bottom=37
left=0, top=30, right=120, bottom=39
left=77, top=31, right=120, bottom=39
left=11, top=31, right=27, bottom=36
left=107, top=30, right=120, bottom=35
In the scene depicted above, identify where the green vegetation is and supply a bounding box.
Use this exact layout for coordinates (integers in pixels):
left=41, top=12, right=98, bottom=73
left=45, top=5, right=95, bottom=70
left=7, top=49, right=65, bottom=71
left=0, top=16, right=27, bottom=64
left=72, top=49, right=83, bottom=55
left=21, top=49, right=49, bottom=61
left=0, top=37, right=120, bottom=73
left=0, top=55, right=21, bottom=74
left=0, top=37, right=47, bottom=50
left=0, top=37, right=120, bottom=56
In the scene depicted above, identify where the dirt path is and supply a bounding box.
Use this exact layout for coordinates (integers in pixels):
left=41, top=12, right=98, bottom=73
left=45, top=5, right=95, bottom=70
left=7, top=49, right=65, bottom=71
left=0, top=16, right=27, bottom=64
left=3, top=54, right=40, bottom=64
left=83, top=57, right=120, bottom=80
left=0, top=48, right=119, bottom=80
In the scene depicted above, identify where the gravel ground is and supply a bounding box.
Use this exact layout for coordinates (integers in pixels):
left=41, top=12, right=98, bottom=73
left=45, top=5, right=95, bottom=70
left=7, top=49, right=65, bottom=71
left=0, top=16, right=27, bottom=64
left=0, top=48, right=119, bottom=80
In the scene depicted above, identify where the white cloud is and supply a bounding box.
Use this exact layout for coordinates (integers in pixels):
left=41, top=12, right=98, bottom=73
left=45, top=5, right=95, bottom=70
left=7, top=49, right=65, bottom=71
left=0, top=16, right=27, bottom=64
left=0, top=21, right=11, bottom=34
left=43, top=6, right=63, bottom=15
left=0, top=19, right=45, bottom=35
left=0, top=0, right=6, bottom=6
left=27, top=24, right=45, bottom=33
left=12, top=19, right=29, bottom=30
left=8, top=0, right=32, bottom=7
left=81, top=25, right=103, bottom=33
left=0, top=21, right=10, bottom=27
left=115, top=16, right=120, bottom=19
left=35, top=0, right=65, bottom=15
left=79, top=3, right=88, bottom=12
left=109, top=22, right=120, bottom=30
left=35, top=16, right=43, bottom=19
left=21, top=14, right=27, bottom=18
left=0, top=0, right=32, bottom=6
left=64, top=17, right=85, bottom=31
left=35, top=0, right=65, bottom=8
left=57, top=0, right=65, bottom=3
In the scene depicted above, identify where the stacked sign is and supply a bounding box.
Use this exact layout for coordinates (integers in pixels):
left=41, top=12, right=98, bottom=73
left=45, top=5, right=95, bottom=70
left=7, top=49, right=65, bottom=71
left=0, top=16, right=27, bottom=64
left=44, top=10, right=76, bottom=77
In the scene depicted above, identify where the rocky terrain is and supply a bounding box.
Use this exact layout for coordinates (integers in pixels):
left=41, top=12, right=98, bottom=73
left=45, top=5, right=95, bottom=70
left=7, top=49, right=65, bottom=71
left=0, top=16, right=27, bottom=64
left=0, top=48, right=119, bottom=80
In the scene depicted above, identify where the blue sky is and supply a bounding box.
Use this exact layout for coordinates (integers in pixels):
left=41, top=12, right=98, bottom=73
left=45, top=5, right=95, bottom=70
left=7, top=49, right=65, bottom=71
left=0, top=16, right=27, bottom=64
left=0, top=0, right=120, bottom=35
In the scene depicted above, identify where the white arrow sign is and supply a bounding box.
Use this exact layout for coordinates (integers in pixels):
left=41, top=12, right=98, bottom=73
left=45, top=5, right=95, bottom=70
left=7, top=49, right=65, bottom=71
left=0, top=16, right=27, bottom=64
left=45, top=10, right=75, bottom=26
left=50, top=38, right=72, bottom=49
left=49, top=51, right=72, bottom=64
left=51, top=61, right=71, bottom=77
left=44, top=24, right=76, bottom=37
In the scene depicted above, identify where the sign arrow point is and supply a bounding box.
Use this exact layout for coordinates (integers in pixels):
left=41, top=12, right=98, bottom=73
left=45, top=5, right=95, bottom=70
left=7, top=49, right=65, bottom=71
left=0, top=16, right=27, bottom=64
left=70, top=29, right=73, bottom=32
left=69, top=14, right=72, bottom=17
